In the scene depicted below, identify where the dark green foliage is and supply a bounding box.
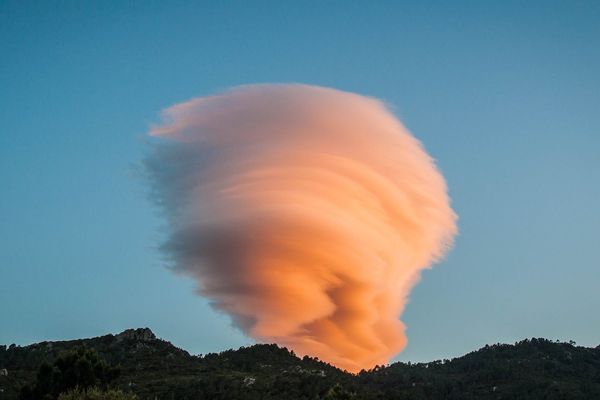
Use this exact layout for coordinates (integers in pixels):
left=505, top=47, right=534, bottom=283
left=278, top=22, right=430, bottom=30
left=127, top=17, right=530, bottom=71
left=323, top=383, right=356, bottom=399
left=2, top=329, right=600, bottom=400
left=17, top=347, right=120, bottom=400
left=356, top=338, right=600, bottom=400
left=58, top=387, right=137, bottom=400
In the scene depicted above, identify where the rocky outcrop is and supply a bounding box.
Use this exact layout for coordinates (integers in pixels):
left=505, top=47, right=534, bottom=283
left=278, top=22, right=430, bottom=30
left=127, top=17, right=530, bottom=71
left=115, top=328, right=156, bottom=343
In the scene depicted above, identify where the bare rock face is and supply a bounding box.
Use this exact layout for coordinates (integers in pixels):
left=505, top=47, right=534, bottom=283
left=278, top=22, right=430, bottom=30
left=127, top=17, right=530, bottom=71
left=115, top=328, right=156, bottom=343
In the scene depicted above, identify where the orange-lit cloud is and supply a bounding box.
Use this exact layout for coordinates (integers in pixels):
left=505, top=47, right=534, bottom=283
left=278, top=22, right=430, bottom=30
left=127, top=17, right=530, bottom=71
left=146, top=84, right=457, bottom=372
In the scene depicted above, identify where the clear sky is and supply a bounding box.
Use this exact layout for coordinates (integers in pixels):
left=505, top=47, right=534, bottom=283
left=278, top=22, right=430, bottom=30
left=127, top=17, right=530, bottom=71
left=1, top=1, right=599, bottom=363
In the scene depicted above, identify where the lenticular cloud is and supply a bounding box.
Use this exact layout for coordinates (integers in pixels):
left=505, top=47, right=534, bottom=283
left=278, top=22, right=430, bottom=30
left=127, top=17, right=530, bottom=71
left=146, top=84, right=457, bottom=372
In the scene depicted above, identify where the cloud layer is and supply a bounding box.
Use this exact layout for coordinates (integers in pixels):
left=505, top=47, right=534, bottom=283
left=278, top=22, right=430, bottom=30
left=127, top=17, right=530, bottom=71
left=146, top=84, right=457, bottom=372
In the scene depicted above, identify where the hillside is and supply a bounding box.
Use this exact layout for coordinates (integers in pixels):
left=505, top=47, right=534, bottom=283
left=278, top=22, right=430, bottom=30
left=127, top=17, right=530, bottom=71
left=1, top=328, right=599, bottom=399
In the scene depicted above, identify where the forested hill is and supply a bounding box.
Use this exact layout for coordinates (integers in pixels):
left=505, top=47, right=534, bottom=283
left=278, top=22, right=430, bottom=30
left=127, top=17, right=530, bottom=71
left=1, top=328, right=599, bottom=399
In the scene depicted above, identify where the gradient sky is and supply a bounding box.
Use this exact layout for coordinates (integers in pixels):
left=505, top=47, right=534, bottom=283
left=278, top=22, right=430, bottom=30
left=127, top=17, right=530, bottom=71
left=1, top=1, right=599, bottom=363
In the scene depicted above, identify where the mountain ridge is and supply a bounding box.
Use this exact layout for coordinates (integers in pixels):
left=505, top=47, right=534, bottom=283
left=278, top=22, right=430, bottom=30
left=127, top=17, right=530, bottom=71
left=2, top=328, right=600, bottom=399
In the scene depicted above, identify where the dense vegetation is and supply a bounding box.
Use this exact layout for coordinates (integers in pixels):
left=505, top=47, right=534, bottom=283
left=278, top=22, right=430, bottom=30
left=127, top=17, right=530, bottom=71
left=1, top=328, right=599, bottom=399
left=18, top=347, right=121, bottom=400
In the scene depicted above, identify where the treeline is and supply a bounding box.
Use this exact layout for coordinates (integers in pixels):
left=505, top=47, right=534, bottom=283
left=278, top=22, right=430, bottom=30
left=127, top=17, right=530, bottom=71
left=2, top=330, right=600, bottom=399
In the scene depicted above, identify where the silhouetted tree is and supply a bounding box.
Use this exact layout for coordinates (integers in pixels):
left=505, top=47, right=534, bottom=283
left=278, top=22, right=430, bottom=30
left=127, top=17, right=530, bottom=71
left=19, top=347, right=119, bottom=400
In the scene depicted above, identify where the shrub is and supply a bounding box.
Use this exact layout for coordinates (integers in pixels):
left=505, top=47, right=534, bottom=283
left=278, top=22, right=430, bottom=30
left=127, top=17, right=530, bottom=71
left=58, top=387, right=137, bottom=400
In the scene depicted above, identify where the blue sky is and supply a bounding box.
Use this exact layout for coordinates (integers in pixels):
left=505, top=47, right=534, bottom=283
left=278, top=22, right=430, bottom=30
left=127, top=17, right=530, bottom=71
left=1, top=1, right=599, bottom=363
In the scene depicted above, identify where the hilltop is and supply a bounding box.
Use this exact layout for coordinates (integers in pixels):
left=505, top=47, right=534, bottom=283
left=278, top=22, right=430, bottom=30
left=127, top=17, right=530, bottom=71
left=1, top=328, right=599, bottom=399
